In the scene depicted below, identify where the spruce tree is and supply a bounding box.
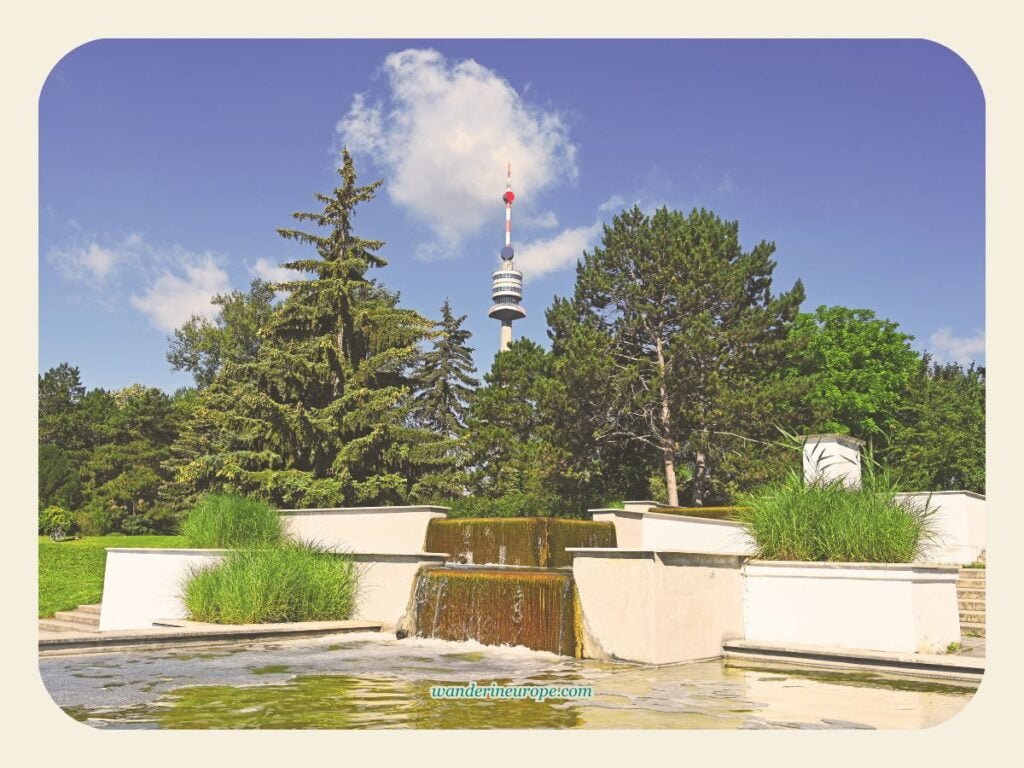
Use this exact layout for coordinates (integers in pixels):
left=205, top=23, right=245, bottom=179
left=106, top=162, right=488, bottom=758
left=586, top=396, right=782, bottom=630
left=171, top=150, right=436, bottom=508
left=413, top=299, right=479, bottom=434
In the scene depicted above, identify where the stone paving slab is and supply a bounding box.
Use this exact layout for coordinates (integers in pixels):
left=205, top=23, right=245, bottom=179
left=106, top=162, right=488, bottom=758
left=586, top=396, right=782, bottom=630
left=39, top=619, right=382, bottom=656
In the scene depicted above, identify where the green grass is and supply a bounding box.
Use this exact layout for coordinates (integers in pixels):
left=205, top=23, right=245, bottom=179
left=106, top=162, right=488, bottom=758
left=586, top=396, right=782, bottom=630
left=181, top=493, right=283, bottom=549
left=182, top=541, right=358, bottom=624
left=737, top=468, right=934, bottom=563
left=38, top=535, right=185, bottom=618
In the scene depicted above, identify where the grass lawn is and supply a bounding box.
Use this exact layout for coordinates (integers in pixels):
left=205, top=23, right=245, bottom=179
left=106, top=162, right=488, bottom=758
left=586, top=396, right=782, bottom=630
left=38, top=535, right=185, bottom=618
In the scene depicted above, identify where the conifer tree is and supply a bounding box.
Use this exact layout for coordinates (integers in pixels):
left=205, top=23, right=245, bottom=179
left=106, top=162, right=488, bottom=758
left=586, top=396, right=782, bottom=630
left=413, top=299, right=479, bottom=435
left=171, top=150, right=437, bottom=508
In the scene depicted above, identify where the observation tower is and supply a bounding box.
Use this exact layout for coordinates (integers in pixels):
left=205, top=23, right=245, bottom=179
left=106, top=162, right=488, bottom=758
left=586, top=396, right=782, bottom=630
left=488, top=163, right=526, bottom=351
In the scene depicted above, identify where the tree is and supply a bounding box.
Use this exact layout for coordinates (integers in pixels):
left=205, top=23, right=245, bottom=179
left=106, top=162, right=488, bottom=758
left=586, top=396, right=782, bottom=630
left=887, top=357, right=985, bottom=493
left=413, top=299, right=479, bottom=434
left=170, top=150, right=438, bottom=508
left=38, top=363, right=86, bottom=446
left=557, top=206, right=807, bottom=506
left=789, top=305, right=921, bottom=442
left=461, top=339, right=563, bottom=515
left=167, top=279, right=277, bottom=388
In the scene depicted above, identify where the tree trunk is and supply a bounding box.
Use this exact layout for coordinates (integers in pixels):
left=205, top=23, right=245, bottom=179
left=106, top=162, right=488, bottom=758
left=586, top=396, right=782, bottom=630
left=654, top=336, right=678, bottom=506
left=693, top=449, right=706, bottom=506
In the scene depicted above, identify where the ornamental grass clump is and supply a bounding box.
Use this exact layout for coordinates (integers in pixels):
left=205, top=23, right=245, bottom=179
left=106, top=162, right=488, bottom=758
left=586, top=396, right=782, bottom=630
left=183, top=541, right=358, bottom=624
left=181, top=493, right=283, bottom=549
left=737, top=465, right=934, bottom=563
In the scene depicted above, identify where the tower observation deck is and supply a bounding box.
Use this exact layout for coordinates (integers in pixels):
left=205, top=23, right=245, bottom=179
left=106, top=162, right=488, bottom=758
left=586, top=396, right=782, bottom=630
left=488, top=163, right=526, bottom=352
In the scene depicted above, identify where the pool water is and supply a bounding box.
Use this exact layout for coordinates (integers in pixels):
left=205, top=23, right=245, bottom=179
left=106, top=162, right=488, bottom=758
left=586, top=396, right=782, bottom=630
left=40, top=632, right=976, bottom=730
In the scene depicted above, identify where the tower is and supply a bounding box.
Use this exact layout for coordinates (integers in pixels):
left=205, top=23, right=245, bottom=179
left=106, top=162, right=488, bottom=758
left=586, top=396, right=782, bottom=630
left=488, top=163, right=526, bottom=351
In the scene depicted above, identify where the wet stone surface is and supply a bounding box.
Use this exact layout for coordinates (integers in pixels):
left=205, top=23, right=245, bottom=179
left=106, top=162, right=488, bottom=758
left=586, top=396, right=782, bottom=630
left=40, top=632, right=977, bottom=730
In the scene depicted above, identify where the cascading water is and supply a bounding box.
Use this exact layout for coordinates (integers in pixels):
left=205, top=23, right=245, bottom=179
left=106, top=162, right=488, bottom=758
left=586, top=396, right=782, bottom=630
left=409, top=518, right=615, bottom=656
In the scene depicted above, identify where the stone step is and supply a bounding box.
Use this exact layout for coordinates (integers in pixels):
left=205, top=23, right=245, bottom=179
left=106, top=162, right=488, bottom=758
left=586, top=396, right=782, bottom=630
left=957, top=587, right=985, bottom=597
left=961, top=622, right=986, bottom=638
left=958, top=571, right=986, bottom=581
left=38, top=618, right=93, bottom=633
left=54, top=609, right=100, bottom=627
left=959, top=610, right=986, bottom=623
left=75, top=604, right=102, bottom=616
left=958, top=599, right=986, bottom=611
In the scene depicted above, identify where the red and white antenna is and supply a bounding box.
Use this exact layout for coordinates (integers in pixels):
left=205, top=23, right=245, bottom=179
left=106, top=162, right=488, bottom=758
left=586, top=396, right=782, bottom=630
left=501, top=162, right=515, bottom=255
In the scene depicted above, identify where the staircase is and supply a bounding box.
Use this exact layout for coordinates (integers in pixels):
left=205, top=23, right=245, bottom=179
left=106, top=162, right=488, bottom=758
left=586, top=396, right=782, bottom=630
left=958, top=568, right=986, bottom=638
left=38, top=604, right=101, bottom=634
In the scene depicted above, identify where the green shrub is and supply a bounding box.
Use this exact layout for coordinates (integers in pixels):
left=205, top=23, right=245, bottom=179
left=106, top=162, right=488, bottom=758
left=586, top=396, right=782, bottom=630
left=446, top=491, right=578, bottom=519
left=737, top=467, right=934, bottom=563
left=75, top=498, right=116, bottom=536
left=38, top=505, right=76, bottom=536
left=653, top=506, right=748, bottom=521
left=181, top=494, right=283, bottom=548
left=182, top=542, right=358, bottom=624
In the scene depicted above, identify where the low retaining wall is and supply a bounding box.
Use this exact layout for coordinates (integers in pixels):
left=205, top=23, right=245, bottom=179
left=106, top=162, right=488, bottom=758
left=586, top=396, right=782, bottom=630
left=280, top=505, right=447, bottom=553
left=897, top=491, right=986, bottom=565
left=569, top=548, right=746, bottom=664
left=742, top=561, right=961, bottom=654
left=590, top=508, right=755, bottom=555
left=99, top=548, right=447, bottom=631
left=99, top=549, right=227, bottom=631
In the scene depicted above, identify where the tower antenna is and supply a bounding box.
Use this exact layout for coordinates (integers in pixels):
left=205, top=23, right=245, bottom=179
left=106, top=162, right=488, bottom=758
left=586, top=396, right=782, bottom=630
left=488, top=162, right=526, bottom=351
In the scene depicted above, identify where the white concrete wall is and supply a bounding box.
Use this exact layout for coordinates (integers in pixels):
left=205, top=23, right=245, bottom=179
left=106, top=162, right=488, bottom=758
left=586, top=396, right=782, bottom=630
left=590, top=509, right=644, bottom=548
left=742, top=561, right=961, bottom=654
left=350, top=554, right=448, bottom=630
left=280, top=505, right=447, bottom=554
left=570, top=549, right=746, bottom=664
left=897, top=491, right=986, bottom=565
left=590, top=508, right=755, bottom=555
left=642, top=512, right=756, bottom=555
left=802, top=434, right=863, bottom=488
left=99, top=549, right=226, bottom=631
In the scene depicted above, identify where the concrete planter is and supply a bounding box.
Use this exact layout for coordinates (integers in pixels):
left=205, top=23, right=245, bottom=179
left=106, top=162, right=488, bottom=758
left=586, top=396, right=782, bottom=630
left=742, top=561, right=961, bottom=654
left=590, top=508, right=755, bottom=555
left=280, top=505, right=447, bottom=554
left=569, top=548, right=746, bottom=664
left=99, top=548, right=227, bottom=631
left=896, top=491, right=986, bottom=565
left=99, top=548, right=449, bottom=631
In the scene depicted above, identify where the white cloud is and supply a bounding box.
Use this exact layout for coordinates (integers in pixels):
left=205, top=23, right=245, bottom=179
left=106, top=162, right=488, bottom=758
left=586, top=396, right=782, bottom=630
left=337, top=48, right=577, bottom=255
left=130, top=255, right=231, bottom=332
left=515, top=221, right=604, bottom=278
left=49, top=240, right=130, bottom=283
left=716, top=171, right=736, bottom=197
left=598, top=194, right=625, bottom=213
left=928, top=327, right=985, bottom=364
left=249, top=257, right=293, bottom=284
left=520, top=210, right=559, bottom=229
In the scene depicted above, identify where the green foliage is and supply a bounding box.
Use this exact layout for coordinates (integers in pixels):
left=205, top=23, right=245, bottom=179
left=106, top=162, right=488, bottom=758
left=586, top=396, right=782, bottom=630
left=38, top=444, right=82, bottom=510
left=171, top=150, right=438, bottom=509
left=38, top=535, right=185, bottom=617
left=887, top=357, right=985, bottom=493
left=181, top=493, right=283, bottom=549
left=413, top=299, right=479, bottom=434
left=737, top=466, right=934, bottom=562
left=549, top=205, right=810, bottom=506
left=38, top=505, right=76, bottom=536
left=446, top=491, right=566, bottom=519
left=653, top=506, right=747, bottom=521
left=168, top=279, right=277, bottom=388
left=182, top=542, right=358, bottom=624
left=790, top=305, right=921, bottom=441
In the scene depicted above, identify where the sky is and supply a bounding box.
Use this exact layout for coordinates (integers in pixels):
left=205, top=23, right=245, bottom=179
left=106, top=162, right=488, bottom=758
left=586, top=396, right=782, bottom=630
left=39, top=39, right=985, bottom=393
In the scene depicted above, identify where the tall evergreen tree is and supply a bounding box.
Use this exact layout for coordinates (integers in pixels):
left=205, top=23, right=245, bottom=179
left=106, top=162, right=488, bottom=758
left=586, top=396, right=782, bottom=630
left=556, top=206, right=809, bottom=506
left=170, top=150, right=437, bottom=508
left=413, top=299, right=479, bottom=434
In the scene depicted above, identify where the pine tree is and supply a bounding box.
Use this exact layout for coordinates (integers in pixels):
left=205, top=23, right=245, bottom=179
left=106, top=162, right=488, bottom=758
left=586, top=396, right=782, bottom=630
left=413, top=299, right=479, bottom=434
left=171, top=150, right=436, bottom=508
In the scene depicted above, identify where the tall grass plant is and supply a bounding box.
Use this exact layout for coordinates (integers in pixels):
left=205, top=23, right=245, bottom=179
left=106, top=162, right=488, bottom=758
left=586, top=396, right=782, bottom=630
left=181, top=494, right=283, bottom=549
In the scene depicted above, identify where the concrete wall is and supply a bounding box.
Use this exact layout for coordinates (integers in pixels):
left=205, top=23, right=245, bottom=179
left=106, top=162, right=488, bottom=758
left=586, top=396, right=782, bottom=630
left=897, top=491, right=986, bottom=565
left=350, top=553, right=448, bottom=630
left=569, top=548, right=746, bottom=664
left=590, top=509, right=755, bottom=555
left=742, top=561, right=961, bottom=654
left=99, top=549, right=226, bottom=631
left=280, top=505, right=447, bottom=553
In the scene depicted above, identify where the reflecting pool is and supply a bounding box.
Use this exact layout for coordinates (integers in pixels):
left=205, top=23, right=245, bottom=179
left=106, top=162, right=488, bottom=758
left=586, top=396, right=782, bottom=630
left=40, top=632, right=976, bottom=729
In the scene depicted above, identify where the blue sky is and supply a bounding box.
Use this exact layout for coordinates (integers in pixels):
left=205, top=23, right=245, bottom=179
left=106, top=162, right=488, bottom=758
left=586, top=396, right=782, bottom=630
left=39, top=39, right=985, bottom=392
